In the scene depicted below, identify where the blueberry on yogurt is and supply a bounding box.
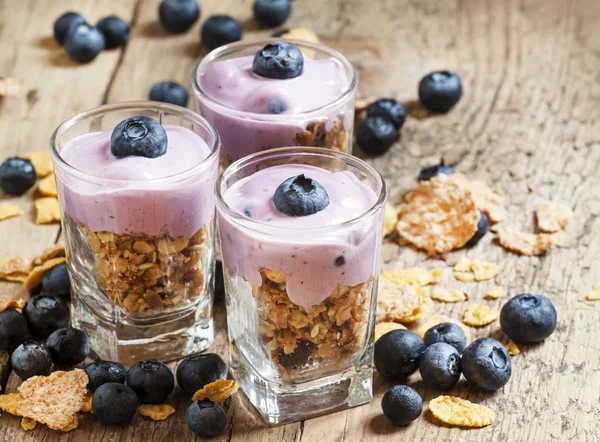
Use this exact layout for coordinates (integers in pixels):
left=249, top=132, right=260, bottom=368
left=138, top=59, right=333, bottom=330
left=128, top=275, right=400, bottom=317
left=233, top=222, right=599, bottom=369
left=110, top=116, right=168, bottom=159
left=252, top=41, right=304, bottom=80
left=273, top=174, right=329, bottom=216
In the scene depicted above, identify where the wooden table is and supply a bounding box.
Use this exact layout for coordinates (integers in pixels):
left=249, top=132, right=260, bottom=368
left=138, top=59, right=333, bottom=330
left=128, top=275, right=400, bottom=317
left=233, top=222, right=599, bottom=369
left=1, top=0, right=599, bottom=440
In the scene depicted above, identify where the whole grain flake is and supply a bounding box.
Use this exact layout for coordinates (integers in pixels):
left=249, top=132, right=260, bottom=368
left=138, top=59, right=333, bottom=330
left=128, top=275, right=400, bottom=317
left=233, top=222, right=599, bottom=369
left=429, top=395, right=495, bottom=427
left=192, top=379, right=239, bottom=402
left=462, top=304, right=499, bottom=327
left=376, top=278, right=423, bottom=323
left=0, top=393, right=22, bottom=415
left=497, top=227, right=556, bottom=256
left=535, top=202, right=572, bottom=233
left=431, top=287, right=468, bottom=303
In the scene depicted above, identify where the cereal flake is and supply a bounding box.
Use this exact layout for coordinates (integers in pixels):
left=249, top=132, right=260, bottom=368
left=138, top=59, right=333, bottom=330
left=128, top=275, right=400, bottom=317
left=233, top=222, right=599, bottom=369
left=383, top=202, right=398, bottom=237
left=32, top=244, right=65, bottom=266
left=431, top=287, right=467, bottom=303
left=192, top=379, right=239, bottom=402
left=485, top=286, right=505, bottom=300
left=0, top=257, right=31, bottom=283
left=0, top=203, right=23, bottom=221
left=586, top=288, right=600, bottom=301
left=0, top=295, right=25, bottom=312
left=22, top=152, right=53, bottom=178
left=453, top=257, right=498, bottom=282
left=504, top=339, right=520, bottom=355
left=399, top=291, right=431, bottom=323
left=444, top=173, right=506, bottom=223
left=430, top=268, right=446, bottom=283
left=24, top=256, right=66, bottom=290
left=535, top=202, right=572, bottom=233
left=0, top=77, right=23, bottom=97
left=21, top=417, right=36, bottom=431
left=497, top=227, right=556, bottom=256
left=38, top=173, right=58, bottom=198
left=429, top=395, right=495, bottom=427
left=139, top=404, right=176, bottom=421
left=377, top=277, right=423, bottom=323
left=0, top=393, right=22, bottom=415
left=80, top=392, right=93, bottom=413
left=463, top=304, right=499, bottom=327
left=380, top=267, right=434, bottom=288
left=415, top=314, right=471, bottom=339
left=374, top=321, right=407, bottom=342
left=34, top=197, right=60, bottom=224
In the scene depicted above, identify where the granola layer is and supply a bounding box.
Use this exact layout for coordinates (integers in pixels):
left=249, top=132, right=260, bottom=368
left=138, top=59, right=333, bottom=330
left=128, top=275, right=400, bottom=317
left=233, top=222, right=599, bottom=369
left=294, top=117, right=350, bottom=153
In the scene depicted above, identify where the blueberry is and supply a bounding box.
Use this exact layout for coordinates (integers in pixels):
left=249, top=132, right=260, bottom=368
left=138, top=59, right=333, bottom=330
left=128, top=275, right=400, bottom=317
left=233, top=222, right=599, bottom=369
left=11, top=341, right=52, bottom=380
left=466, top=210, right=489, bottom=247
left=149, top=81, right=189, bottom=107
left=366, top=98, right=406, bottom=130
left=85, top=360, right=127, bottom=392
left=46, top=327, right=89, bottom=368
left=252, top=41, right=304, bottom=80
left=0, top=157, right=37, bottom=195
left=159, top=0, right=200, bottom=34
left=23, top=295, right=69, bottom=339
left=500, top=293, right=557, bottom=344
left=419, top=343, right=461, bottom=390
left=417, top=160, right=454, bottom=181
left=381, top=385, right=422, bottom=427
left=374, top=329, right=426, bottom=380
left=277, top=339, right=315, bottom=370
left=253, top=0, right=292, bottom=28
left=92, top=382, right=139, bottom=425
left=96, top=16, right=130, bottom=49
left=0, top=309, right=29, bottom=352
left=176, top=353, right=226, bottom=397
left=423, top=322, right=467, bottom=353
left=214, top=260, right=225, bottom=304
left=53, top=12, right=86, bottom=45
left=186, top=399, right=227, bottom=438
left=267, top=98, right=286, bottom=114
left=42, top=263, right=71, bottom=297
left=418, top=71, right=462, bottom=113
left=356, top=117, right=398, bottom=156
left=334, top=256, right=345, bottom=267
left=110, top=116, right=168, bottom=159
left=64, top=23, right=106, bottom=64
left=128, top=359, right=174, bottom=403
left=201, top=15, right=243, bottom=51
left=273, top=174, right=329, bottom=217
left=461, top=337, right=511, bottom=391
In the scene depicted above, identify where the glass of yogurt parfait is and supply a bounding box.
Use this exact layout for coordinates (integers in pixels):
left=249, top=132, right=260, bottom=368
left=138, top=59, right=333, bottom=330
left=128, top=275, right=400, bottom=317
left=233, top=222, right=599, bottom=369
left=216, top=147, right=386, bottom=424
left=51, top=101, right=220, bottom=365
left=192, top=39, right=358, bottom=168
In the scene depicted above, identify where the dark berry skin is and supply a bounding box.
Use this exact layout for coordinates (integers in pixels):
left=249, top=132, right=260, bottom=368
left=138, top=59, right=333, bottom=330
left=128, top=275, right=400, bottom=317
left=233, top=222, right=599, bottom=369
left=110, top=116, right=168, bottom=159
left=273, top=174, right=330, bottom=217
left=252, top=41, right=304, bottom=80
left=366, top=99, right=406, bottom=130
left=53, top=12, right=86, bottom=45
left=417, top=161, right=454, bottom=181
left=419, top=343, right=461, bottom=390
left=42, top=263, right=71, bottom=297
left=0, top=157, right=37, bottom=195
left=46, top=327, right=89, bottom=368
left=0, top=309, right=29, bottom=352
left=159, top=0, right=200, bottom=34
left=214, top=260, right=225, bottom=304
left=461, top=338, right=512, bottom=392
left=374, top=329, right=426, bottom=380
left=423, top=322, right=467, bottom=353
left=11, top=341, right=52, bottom=380
left=201, top=15, right=243, bottom=50
left=271, top=28, right=289, bottom=37
left=85, top=360, right=127, bottom=392
left=92, top=382, right=139, bottom=425
left=381, top=385, right=422, bottom=427
left=127, top=359, right=174, bottom=403
left=253, top=0, right=292, bottom=28
left=500, top=294, right=557, bottom=344
left=149, top=81, right=189, bottom=107
left=466, top=210, right=489, bottom=247
left=96, top=16, right=130, bottom=49
left=186, top=399, right=227, bottom=438
left=176, top=353, right=227, bottom=397
left=356, top=117, right=398, bottom=155
left=418, top=71, right=462, bottom=113
left=64, top=24, right=106, bottom=64
left=23, top=295, right=70, bottom=339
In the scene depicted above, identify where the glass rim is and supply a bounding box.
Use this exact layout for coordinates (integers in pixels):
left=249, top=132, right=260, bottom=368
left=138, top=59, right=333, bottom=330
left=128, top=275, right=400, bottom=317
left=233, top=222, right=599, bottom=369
left=191, top=38, right=359, bottom=119
left=215, top=146, right=387, bottom=233
left=50, top=101, right=221, bottom=185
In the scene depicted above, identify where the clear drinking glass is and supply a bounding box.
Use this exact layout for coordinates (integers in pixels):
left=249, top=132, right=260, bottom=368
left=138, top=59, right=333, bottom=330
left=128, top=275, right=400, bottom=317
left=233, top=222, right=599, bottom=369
left=216, top=147, right=386, bottom=424
left=51, top=101, right=220, bottom=366
left=192, top=39, right=358, bottom=168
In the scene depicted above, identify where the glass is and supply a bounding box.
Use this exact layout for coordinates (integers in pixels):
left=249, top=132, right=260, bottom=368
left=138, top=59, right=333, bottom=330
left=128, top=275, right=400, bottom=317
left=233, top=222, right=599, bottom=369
left=192, top=38, right=358, bottom=168
left=216, top=147, right=386, bottom=424
left=51, top=101, right=220, bottom=366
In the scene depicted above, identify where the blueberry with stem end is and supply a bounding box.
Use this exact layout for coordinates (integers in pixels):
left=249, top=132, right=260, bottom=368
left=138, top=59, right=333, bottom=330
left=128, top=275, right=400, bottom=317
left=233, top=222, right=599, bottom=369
left=176, top=353, right=227, bottom=397
left=110, top=116, right=168, bottom=159
left=423, top=322, right=467, bottom=353
left=273, top=174, right=330, bottom=217
left=0, top=157, right=37, bottom=195
left=356, top=117, right=398, bottom=155
left=461, top=337, right=512, bottom=391
left=46, top=327, right=89, bottom=368
left=381, top=385, right=422, bottom=427
left=500, top=293, right=557, bottom=344
left=374, top=329, right=426, bottom=380
left=252, top=41, right=304, bottom=80
left=159, top=0, right=200, bottom=34
left=11, top=341, right=52, bottom=380
left=92, top=382, right=139, bottom=424
left=64, top=24, right=106, bottom=64
left=23, top=295, right=70, bottom=338
left=186, top=399, right=227, bottom=438
left=127, top=359, right=174, bottom=403
left=85, top=360, right=127, bottom=392
left=201, top=15, right=243, bottom=50
left=419, top=342, right=461, bottom=390
left=418, top=71, right=462, bottom=113
left=253, top=0, right=292, bottom=28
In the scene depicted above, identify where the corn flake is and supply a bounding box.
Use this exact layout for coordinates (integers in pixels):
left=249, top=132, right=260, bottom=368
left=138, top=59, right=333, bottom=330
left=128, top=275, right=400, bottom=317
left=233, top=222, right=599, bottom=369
left=0, top=203, right=23, bottom=221
left=38, top=173, right=58, bottom=198
left=415, top=314, right=471, bottom=339
left=504, top=339, right=520, bottom=355
left=0, top=393, right=22, bottom=415
left=32, top=244, right=66, bottom=266
left=453, top=257, right=498, bottom=282
left=586, top=288, right=600, bottom=301
left=0, top=257, right=31, bottom=283
left=21, top=417, right=37, bottom=431
left=383, top=202, right=398, bottom=237
left=431, top=287, right=467, bottom=303
left=80, top=392, right=93, bottom=413
left=463, top=304, right=499, bottom=327
left=375, top=321, right=407, bottom=342
left=139, top=403, right=176, bottom=421
left=429, top=395, right=495, bottom=428
left=0, top=77, right=23, bottom=97
left=377, top=278, right=422, bottom=323
left=535, top=202, right=572, bottom=233
left=22, top=152, right=53, bottom=178
left=399, top=291, right=431, bottom=323
left=34, top=197, right=60, bottom=224
left=430, top=268, right=446, bottom=282
left=23, top=256, right=66, bottom=290
left=0, top=295, right=25, bottom=312
left=497, top=227, right=556, bottom=256
left=380, top=267, right=434, bottom=288
left=192, top=379, right=239, bottom=402
left=485, top=286, right=505, bottom=300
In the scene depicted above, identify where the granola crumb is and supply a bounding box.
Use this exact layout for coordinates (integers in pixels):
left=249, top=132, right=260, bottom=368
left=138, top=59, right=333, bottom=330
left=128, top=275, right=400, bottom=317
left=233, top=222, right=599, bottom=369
left=0, top=295, right=26, bottom=312
left=383, top=202, right=398, bottom=237
left=0, top=393, right=22, bottom=415
left=80, top=392, right=93, bottom=413
left=430, top=268, right=446, bottom=283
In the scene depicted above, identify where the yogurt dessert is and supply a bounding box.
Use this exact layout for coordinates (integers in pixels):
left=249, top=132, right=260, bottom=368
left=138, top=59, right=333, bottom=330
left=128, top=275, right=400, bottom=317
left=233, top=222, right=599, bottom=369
left=193, top=39, right=357, bottom=167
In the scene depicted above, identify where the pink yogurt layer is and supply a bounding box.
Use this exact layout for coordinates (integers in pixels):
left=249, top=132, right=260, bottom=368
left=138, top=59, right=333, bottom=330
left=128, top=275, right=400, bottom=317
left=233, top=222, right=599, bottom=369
left=219, top=164, right=383, bottom=309
left=58, top=125, right=217, bottom=238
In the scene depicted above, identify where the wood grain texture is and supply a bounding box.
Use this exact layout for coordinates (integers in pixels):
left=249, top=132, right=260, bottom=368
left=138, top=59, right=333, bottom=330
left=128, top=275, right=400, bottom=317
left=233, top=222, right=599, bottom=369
left=0, top=0, right=599, bottom=441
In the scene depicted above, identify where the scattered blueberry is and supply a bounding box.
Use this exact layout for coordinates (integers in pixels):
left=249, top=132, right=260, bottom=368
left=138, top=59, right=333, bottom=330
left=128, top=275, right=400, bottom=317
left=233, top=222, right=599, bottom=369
left=417, top=160, right=454, bottom=181
left=461, top=337, right=512, bottom=391
left=356, top=117, right=398, bottom=155
left=374, top=329, right=426, bottom=380
left=271, top=28, right=289, bottom=37
left=176, top=353, right=226, bottom=397
left=252, top=41, right=304, bottom=80
left=64, top=23, right=106, bottom=64
left=334, top=256, right=346, bottom=267
left=418, top=71, right=462, bottom=113
left=46, top=327, right=89, bottom=368
left=466, top=210, right=489, bottom=247
left=267, top=98, right=286, bottom=114
left=23, top=295, right=69, bottom=338
left=423, top=322, right=467, bottom=353
left=149, top=81, right=189, bottom=107
left=366, top=98, right=406, bottom=130
left=214, top=260, right=225, bottom=304
left=500, top=294, right=557, bottom=344
left=96, top=16, right=130, bottom=49
left=11, top=341, right=52, bottom=380
left=127, top=359, right=174, bottom=403
left=110, top=116, right=168, bottom=159
left=159, top=0, right=200, bottom=34
left=253, top=0, right=292, bottom=28
left=0, top=309, right=29, bottom=352
left=201, top=15, right=243, bottom=50
left=273, top=174, right=329, bottom=217
left=53, top=12, right=86, bottom=46
left=381, top=385, right=422, bottom=427
left=92, top=382, right=139, bottom=425
left=277, top=339, right=315, bottom=370
left=0, top=157, right=37, bottom=195
left=42, top=263, right=71, bottom=297
left=419, top=343, right=461, bottom=390
left=85, top=360, right=127, bottom=392
left=186, top=399, right=227, bottom=438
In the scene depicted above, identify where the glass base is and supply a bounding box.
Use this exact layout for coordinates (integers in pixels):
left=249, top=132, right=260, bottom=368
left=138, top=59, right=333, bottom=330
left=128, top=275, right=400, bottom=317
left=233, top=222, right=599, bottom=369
left=230, top=338, right=373, bottom=425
